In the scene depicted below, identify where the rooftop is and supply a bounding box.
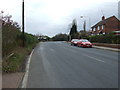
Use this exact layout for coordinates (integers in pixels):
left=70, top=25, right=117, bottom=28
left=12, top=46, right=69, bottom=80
left=91, top=16, right=120, bottom=28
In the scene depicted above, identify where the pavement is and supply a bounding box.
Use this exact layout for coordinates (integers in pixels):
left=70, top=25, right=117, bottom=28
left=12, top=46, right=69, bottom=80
left=2, top=41, right=119, bottom=88
left=2, top=72, right=24, bottom=88
left=92, top=45, right=120, bottom=52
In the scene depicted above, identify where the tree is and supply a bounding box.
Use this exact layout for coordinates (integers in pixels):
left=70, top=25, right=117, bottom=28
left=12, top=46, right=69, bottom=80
left=79, top=30, right=90, bottom=37
left=52, top=33, right=68, bottom=41
left=1, top=11, right=21, bottom=57
left=69, top=19, right=78, bottom=39
left=69, top=19, right=77, bottom=35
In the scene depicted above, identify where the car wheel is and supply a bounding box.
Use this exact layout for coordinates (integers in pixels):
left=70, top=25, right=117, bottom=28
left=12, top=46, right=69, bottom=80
left=81, top=44, right=84, bottom=48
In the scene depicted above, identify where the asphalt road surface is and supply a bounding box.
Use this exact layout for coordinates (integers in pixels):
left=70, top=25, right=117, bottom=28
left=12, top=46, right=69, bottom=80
left=27, top=41, right=118, bottom=88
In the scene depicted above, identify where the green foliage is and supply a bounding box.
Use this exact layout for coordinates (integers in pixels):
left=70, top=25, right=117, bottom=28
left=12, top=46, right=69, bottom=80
left=2, top=12, right=38, bottom=73
left=79, top=30, right=90, bottom=38
left=69, top=19, right=78, bottom=39
left=2, top=12, right=38, bottom=58
left=24, top=33, right=38, bottom=47
left=3, top=53, right=21, bottom=72
left=52, top=33, right=68, bottom=41
left=88, top=34, right=120, bottom=44
left=82, top=36, right=89, bottom=40
left=2, top=47, right=28, bottom=73
left=70, top=24, right=77, bottom=35
left=2, top=19, right=21, bottom=57
left=71, top=32, right=80, bottom=39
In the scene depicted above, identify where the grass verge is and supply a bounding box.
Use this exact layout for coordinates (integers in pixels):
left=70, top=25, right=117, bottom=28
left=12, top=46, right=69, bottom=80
left=2, top=43, right=38, bottom=73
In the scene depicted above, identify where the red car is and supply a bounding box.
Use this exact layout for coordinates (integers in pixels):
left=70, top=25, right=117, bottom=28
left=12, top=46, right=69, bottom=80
left=71, top=39, right=79, bottom=46
left=77, top=39, right=92, bottom=48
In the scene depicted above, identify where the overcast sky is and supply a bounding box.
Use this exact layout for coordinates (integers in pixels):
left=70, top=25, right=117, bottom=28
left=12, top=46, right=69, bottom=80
left=0, top=0, right=119, bottom=37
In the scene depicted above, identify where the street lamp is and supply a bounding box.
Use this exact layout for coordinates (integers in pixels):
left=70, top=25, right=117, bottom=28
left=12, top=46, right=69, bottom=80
left=80, top=16, right=86, bottom=32
left=80, top=16, right=91, bottom=31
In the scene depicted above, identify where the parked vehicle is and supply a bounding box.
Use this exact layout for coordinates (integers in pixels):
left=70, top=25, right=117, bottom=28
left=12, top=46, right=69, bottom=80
left=77, top=39, right=92, bottom=48
left=71, top=39, right=79, bottom=46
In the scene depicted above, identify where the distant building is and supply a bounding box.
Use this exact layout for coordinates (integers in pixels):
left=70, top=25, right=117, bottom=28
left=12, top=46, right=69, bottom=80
left=118, top=1, right=120, bottom=20
left=91, top=16, right=120, bottom=35
left=38, top=36, right=48, bottom=41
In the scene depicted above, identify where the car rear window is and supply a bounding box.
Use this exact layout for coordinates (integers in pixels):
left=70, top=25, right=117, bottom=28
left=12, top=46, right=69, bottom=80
left=80, top=40, right=89, bottom=42
left=71, top=39, right=79, bottom=42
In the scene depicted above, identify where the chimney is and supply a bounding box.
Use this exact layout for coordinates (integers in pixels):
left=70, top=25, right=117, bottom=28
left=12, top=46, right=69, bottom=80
left=102, top=16, right=105, bottom=20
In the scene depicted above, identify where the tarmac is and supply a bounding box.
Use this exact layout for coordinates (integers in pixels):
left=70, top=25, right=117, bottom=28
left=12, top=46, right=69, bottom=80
left=2, top=44, right=119, bottom=89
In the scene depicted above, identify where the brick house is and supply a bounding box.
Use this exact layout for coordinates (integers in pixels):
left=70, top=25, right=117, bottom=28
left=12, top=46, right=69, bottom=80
left=91, top=16, right=120, bottom=35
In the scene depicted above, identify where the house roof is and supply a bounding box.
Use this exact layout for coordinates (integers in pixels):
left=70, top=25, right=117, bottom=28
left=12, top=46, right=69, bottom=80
left=91, top=16, right=120, bottom=28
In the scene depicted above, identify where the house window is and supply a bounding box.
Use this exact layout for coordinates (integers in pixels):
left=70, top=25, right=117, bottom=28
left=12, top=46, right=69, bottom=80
left=93, top=28, right=95, bottom=31
left=102, top=25, right=104, bottom=30
left=98, top=26, right=100, bottom=30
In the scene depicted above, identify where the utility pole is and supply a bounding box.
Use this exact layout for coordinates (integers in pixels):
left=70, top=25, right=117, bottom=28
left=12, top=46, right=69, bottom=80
left=80, top=16, right=85, bottom=31
left=22, top=0, right=25, bottom=47
left=89, top=17, right=91, bottom=31
left=80, top=16, right=91, bottom=31
left=83, top=20, right=86, bottom=32
left=68, top=23, right=72, bottom=41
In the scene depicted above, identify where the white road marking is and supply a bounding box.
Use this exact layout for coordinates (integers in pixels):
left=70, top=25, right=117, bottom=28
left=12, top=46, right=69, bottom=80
left=82, top=54, right=105, bottom=63
left=21, top=49, right=34, bottom=88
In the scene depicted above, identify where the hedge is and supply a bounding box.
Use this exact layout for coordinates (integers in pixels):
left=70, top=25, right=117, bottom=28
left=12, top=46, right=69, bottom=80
left=88, top=34, right=120, bottom=44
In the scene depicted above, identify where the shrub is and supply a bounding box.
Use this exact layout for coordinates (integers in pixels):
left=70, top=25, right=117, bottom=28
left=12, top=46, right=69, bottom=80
left=88, top=34, right=120, bottom=44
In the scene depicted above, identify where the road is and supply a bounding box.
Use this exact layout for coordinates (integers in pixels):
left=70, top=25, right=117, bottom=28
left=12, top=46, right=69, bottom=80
left=27, top=41, right=118, bottom=88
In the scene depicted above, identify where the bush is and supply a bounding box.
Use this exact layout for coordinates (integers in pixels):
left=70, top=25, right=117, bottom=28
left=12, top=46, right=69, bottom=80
left=88, top=34, right=120, bottom=44
left=2, top=12, right=39, bottom=73
left=2, top=13, right=38, bottom=58
left=52, top=33, right=68, bottom=41
left=25, top=33, right=38, bottom=47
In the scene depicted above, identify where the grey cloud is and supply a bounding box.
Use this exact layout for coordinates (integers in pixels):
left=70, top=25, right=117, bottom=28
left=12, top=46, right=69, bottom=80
left=25, top=1, right=119, bottom=37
